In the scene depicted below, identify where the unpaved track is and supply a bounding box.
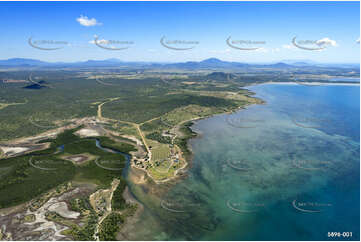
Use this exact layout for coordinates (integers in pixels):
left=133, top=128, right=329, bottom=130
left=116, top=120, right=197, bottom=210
left=93, top=179, right=120, bottom=241
left=97, top=97, right=121, bottom=120
left=96, top=99, right=196, bottom=183
left=96, top=99, right=151, bottom=155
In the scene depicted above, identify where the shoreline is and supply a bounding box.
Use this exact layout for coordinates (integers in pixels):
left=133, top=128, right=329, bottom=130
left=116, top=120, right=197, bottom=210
left=0, top=91, right=265, bottom=240
left=132, top=91, right=265, bottom=184
left=120, top=92, right=266, bottom=240
left=118, top=77, right=361, bottom=241
left=115, top=186, right=144, bottom=241
left=127, top=98, right=264, bottom=185
left=261, top=81, right=360, bottom=86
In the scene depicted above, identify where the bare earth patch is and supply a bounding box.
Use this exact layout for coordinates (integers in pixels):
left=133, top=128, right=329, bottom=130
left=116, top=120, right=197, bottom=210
left=75, top=128, right=100, bottom=137
left=61, top=153, right=96, bottom=165
left=0, top=146, right=29, bottom=156
left=48, top=202, right=80, bottom=219
left=22, top=189, right=82, bottom=240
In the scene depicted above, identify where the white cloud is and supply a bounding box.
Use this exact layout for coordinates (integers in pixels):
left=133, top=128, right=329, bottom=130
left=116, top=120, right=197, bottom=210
left=282, top=44, right=294, bottom=49
left=316, top=37, right=337, bottom=47
left=357, top=37, right=360, bottom=44
left=76, top=15, right=102, bottom=27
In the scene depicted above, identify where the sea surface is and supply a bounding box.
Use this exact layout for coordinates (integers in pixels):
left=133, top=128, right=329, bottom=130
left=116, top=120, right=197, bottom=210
left=125, top=83, right=360, bottom=241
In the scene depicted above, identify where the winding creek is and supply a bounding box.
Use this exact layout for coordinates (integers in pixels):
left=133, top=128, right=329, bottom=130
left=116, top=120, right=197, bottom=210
left=94, top=139, right=131, bottom=176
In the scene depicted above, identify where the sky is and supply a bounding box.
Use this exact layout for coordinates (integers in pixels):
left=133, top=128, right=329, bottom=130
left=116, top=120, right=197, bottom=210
left=0, top=1, right=359, bottom=63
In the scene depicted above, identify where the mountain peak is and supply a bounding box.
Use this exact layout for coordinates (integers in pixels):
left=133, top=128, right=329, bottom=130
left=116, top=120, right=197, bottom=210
left=200, top=58, right=224, bottom=63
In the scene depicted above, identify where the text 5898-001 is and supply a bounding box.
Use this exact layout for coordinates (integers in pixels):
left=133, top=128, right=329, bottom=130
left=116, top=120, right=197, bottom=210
left=328, top=232, right=352, bottom=238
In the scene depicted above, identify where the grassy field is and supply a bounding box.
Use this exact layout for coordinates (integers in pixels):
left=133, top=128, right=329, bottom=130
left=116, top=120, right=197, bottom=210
left=103, top=121, right=143, bottom=141
left=150, top=141, right=171, bottom=162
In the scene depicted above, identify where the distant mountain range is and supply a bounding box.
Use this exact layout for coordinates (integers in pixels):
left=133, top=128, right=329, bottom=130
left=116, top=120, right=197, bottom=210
left=0, top=58, right=359, bottom=69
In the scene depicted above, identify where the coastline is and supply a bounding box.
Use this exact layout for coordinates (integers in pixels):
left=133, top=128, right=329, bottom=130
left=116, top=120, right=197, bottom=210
left=115, top=186, right=144, bottom=241
left=173, top=100, right=265, bottom=178
left=119, top=90, right=267, bottom=240
left=128, top=78, right=361, bottom=186
left=262, top=81, right=360, bottom=86
left=123, top=82, right=360, bottom=241
left=121, top=92, right=266, bottom=236
left=0, top=89, right=265, bottom=240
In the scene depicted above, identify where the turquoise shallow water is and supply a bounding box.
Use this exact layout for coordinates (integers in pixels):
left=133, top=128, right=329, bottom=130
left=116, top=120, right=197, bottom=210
left=126, top=83, right=360, bottom=241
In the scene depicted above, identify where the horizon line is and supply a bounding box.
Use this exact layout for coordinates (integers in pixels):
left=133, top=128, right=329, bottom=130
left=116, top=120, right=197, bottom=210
left=1, top=57, right=360, bottom=65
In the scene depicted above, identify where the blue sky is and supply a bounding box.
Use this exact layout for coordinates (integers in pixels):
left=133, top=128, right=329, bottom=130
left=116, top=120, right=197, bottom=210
left=0, top=1, right=359, bottom=63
